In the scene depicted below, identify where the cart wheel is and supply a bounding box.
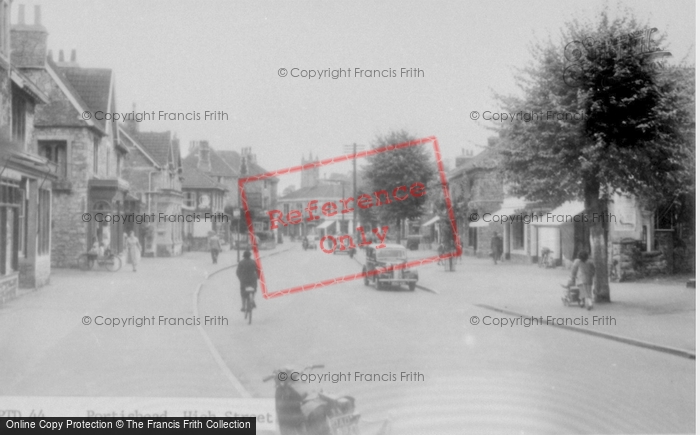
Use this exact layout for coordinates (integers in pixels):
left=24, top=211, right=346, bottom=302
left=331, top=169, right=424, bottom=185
left=104, top=255, right=122, bottom=272
left=77, top=254, right=95, bottom=271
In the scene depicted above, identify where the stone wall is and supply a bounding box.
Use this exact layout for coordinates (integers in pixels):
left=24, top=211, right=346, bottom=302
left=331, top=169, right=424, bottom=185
left=0, top=275, right=19, bottom=305
left=610, top=238, right=670, bottom=282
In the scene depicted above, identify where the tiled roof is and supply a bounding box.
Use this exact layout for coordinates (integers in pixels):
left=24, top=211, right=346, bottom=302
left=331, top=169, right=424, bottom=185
left=218, top=150, right=278, bottom=181
left=449, top=147, right=501, bottom=179
left=133, top=131, right=172, bottom=167
left=58, top=66, right=112, bottom=131
left=34, top=58, right=98, bottom=130
left=181, top=165, right=227, bottom=190
left=182, top=149, right=238, bottom=177
left=279, top=183, right=344, bottom=201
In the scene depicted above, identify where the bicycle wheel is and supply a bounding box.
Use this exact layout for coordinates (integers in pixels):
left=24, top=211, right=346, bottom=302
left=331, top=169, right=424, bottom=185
left=77, top=254, right=95, bottom=271
left=104, top=255, right=122, bottom=272
left=245, top=293, right=253, bottom=324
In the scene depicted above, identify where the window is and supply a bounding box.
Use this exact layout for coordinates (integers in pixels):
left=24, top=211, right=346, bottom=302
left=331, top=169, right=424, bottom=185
left=0, top=179, right=20, bottom=275
left=184, top=192, right=194, bottom=207
left=12, top=86, right=27, bottom=145
left=0, top=1, right=8, bottom=57
left=93, top=138, right=99, bottom=175
left=38, top=141, right=68, bottom=179
left=19, top=181, right=27, bottom=258
left=37, top=189, right=51, bottom=255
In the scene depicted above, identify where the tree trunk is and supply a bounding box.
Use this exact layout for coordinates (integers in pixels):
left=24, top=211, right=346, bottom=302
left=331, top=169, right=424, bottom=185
left=396, top=217, right=402, bottom=244
left=584, top=179, right=611, bottom=302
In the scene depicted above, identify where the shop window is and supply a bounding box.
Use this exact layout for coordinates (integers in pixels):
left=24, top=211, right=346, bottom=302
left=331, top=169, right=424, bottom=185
left=468, top=227, right=477, bottom=248
left=0, top=179, right=20, bottom=275
left=512, top=220, right=524, bottom=249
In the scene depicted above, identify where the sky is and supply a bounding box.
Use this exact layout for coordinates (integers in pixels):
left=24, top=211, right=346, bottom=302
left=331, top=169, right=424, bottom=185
left=20, top=0, right=696, bottom=191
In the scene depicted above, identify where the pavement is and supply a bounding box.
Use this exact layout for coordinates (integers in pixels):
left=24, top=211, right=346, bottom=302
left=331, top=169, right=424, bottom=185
left=381, top=248, right=696, bottom=358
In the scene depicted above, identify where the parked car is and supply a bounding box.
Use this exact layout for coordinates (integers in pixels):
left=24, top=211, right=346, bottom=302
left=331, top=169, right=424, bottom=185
left=332, top=234, right=357, bottom=258
left=406, top=235, right=421, bottom=250
left=362, top=244, right=418, bottom=290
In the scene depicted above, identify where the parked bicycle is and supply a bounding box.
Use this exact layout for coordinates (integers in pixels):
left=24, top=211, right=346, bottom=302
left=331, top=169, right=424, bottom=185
left=77, top=250, right=122, bottom=272
left=539, top=247, right=555, bottom=268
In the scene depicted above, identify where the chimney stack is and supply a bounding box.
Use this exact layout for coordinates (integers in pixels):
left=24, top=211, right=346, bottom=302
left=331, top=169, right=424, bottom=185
left=70, top=49, right=76, bottom=62
left=197, top=141, right=212, bottom=173
left=11, top=5, right=48, bottom=67
left=58, top=49, right=64, bottom=62
left=34, top=5, right=42, bottom=25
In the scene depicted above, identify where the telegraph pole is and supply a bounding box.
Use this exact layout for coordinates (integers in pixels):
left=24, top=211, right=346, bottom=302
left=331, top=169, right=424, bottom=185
left=343, top=143, right=364, bottom=236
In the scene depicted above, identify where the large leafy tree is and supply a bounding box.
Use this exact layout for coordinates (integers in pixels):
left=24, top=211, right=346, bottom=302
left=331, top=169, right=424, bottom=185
left=496, top=10, right=693, bottom=301
left=364, top=130, right=435, bottom=243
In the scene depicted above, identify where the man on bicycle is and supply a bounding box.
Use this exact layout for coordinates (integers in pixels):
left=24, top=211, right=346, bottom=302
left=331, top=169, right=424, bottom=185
left=236, top=250, right=260, bottom=312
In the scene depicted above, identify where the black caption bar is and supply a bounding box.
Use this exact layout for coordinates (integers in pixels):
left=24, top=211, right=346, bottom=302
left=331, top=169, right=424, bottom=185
left=2, top=417, right=255, bottom=433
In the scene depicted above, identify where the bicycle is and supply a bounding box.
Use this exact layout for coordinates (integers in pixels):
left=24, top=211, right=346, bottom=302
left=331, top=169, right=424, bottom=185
left=539, top=247, right=554, bottom=268
left=243, top=286, right=256, bottom=325
left=77, top=250, right=122, bottom=272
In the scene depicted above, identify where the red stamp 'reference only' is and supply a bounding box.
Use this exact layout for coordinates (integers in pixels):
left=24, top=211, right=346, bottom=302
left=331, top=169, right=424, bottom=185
left=239, top=136, right=461, bottom=299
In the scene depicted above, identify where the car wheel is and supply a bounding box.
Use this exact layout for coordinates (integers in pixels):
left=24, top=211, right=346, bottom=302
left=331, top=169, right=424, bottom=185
left=408, top=282, right=416, bottom=291
left=374, top=277, right=382, bottom=290
left=363, top=267, right=369, bottom=286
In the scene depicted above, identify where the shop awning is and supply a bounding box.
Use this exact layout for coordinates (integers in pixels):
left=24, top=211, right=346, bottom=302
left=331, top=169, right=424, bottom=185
left=317, top=220, right=336, bottom=230
left=421, top=216, right=441, bottom=226
left=532, top=201, right=585, bottom=226
left=469, top=219, right=490, bottom=228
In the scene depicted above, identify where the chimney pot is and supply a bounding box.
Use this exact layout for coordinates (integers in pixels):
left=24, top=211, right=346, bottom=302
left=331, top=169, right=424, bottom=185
left=47, top=49, right=53, bottom=61
left=18, top=5, right=25, bottom=24
left=34, top=5, right=41, bottom=26
left=59, top=50, right=64, bottom=62
left=70, top=49, right=76, bottom=62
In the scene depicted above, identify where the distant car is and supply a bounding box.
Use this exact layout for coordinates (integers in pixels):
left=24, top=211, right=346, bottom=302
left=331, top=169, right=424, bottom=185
left=332, top=234, right=357, bottom=258
left=362, top=244, right=418, bottom=291
left=406, top=235, right=421, bottom=250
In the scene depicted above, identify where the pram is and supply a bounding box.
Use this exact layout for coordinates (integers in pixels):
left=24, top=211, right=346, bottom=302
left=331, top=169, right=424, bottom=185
left=560, top=282, right=586, bottom=307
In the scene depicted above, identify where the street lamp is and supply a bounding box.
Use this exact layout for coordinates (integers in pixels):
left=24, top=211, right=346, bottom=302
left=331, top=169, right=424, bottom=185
left=237, top=154, right=248, bottom=263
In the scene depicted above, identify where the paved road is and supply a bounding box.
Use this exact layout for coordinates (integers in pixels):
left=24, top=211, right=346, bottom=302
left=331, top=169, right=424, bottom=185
left=200, top=243, right=695, bottom=434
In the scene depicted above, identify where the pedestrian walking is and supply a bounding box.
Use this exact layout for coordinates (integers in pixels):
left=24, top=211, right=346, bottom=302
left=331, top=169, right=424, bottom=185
left=125, top=231, right=141, bottom=272
left=236, top=250, right=260, bottom=312
left=490, top=232, right=503, bottom=264
left=570, top=250, right=596, bottom=310
left=209, top=231, right=222, bottom=264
